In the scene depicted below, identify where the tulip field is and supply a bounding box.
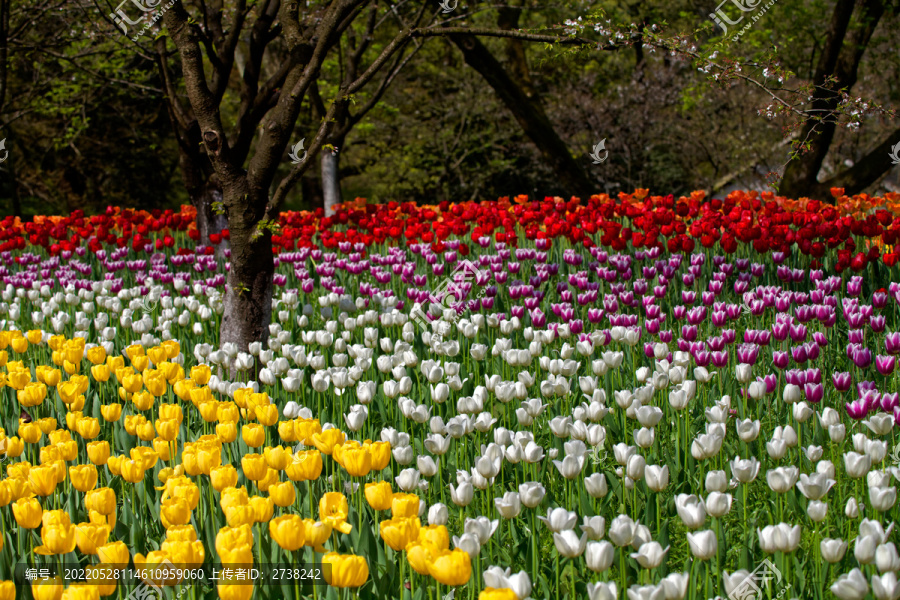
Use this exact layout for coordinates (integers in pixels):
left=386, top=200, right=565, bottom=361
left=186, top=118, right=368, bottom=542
left=3, top=189, right=900, bottom=600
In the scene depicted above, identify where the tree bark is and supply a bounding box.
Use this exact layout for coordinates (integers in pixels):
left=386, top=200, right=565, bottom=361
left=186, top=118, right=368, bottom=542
left=321, top=149, right=341, bottom=216
left=449, top=33, right=594, bottom=198
left=220, top=183, right=274, bottom=353
left=779, top=0, right=885, bottom=199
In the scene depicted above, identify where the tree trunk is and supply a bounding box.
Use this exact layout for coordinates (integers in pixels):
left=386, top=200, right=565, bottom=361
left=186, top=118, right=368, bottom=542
left=321, top=149, right=341, bottom=216
left=180, top=152, right=229, bottom=258
left=220, top=184, right=275, bottom=355
left=449, top=33, right=594, bottom=198
left=779, top=0, right=884, bottom=199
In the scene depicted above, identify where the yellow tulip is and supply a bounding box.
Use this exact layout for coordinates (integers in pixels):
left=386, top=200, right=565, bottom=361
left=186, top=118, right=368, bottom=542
left=303, top=519, right=333, bottom=552
left=391, top=493, right=420, bottom=519
left=13, top=497, right=43, bottom=528
left=269, top=514, right=305, bottom=551
left=365, top=481, right=396, bottom=516
left=31, top=576, right=64, bottom=600
left=159, top=403, right=183, bottom=423
left=74, top=522, right=110, bottom=555
left=131, top=355, right=149, bottom=373
left=76, top=417, right=101, bottom=440
left=97, top=541, right=130, bottom=569
left=37, top=417, right=57, bottom=434
left=277, top=420, right=297, bottom=443
left=268, top=481, right=296, bottom=507
left=136, top=420, right=155, bottom=441
left=147, top=346, right=167, bottom=366
left=224, top=505, right=256, bottom=528
left=216, top=524, right=254, bottom=557
left=216, top=422, right=238, bottom=443
left=220, top=485, right=249, bottom=511
left=379, top=516, right=420, bottom=551
left=216, top=581, right=254, bottom=600
left=407, top=541, right=438, bottom=575
left=0, top=581, right=14, bottom=600
left=368, top=440, right=392, bottom=470
left=57, top=439, right=78, bottom=461
left=27, top=329, right=43, bottom=345
left=86, top=441, right=110, bottom=466
left=144, top=371, right=166, bottom=397
left=248, top=495, right=274, bottom=523
left=18, top=382, right=47, bottom=407
left=257, top=468, right=279, bottom=493
left=210, top=465, right=238, bottom=492
left=478, top=589, right=518, bottom=600
left=86, top=346, right=107, bottom=365
left=85, top=488, right=116, bottom=516
left=311, top=428, right=345, bottom=455
left=3, top=436, right=24, bottom=458
left=29, top=464, right=57, bottom=496
left=322, top=552, right=369, bottom=588
left=120, top=460, right=145, bottom=483
left=418, top=524, right=450, bottom=550
left=18, top=421, right=42, bottom=444
left=264, top=446, right=291, bottom=470
left=90, top=364, right=110, bottom=383
left=255, top=404, right=279, bottom=426
left=122, top=373, right=143, bottom=394
left=340, top=446, right=372, bottom=477
left=85, top=564, right=117, bottom=597
left=319, top=492, right=353, bottom=534
left=426, top=549, right=472, bottom=586
left=35, top=523, right=77, bottom=556
left=241, top=424, right=265, bottom=448
left=241, top=454, right=267, bottom=481
left=99, top=404, right=122, bottom=422
left=162, top=340, right=180, bottom=359
left=160, top=498, right=192, bottom=528
left=106, top=355, right=124, bottom=372
left=286, top=450, right=323, bottom=482
left=190, top=364, right=211, bottom=385
left=10, top=336, right=27, bottom=353
left=131, top=446, right=159, bottom=470
left=155, top=418, right=179, bottom=442
left=69, top=465, right=98, bottom=492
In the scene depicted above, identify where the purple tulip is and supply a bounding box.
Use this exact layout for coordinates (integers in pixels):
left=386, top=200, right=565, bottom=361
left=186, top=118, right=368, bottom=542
left=812, top=331, right=828, bottom=347
left=771, top=322, right=789, bottom=342
left=851, top=347, right=873, bottom=369
left=881, top=393, right=899, bottom=413
left=772, top=351, right=790, bottom=370
left=737, top=344, right=760, bottom=365
left=876, top=355, right=896, bottom=376
left=804, top=382, right=824, bottom=403
left=845, top=399, right=868, bottom=420
left=711, top=351, right=729, bottom=368
left=886, top=332, right=900, bottom=355
left=832, top=371, right=852, bottom=392
left=722, top=329, right=736, bottom=345
left=789, top=323, right=807, bottom=343
left=694, top=349, right=711, bottom=366
left=786, top=369, right=805, bottom=386
left=790, top=345, right=808, bottom=364
left=762, top=374, right=777, bottom=394
left=861, top=390, right=882, bottom=413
